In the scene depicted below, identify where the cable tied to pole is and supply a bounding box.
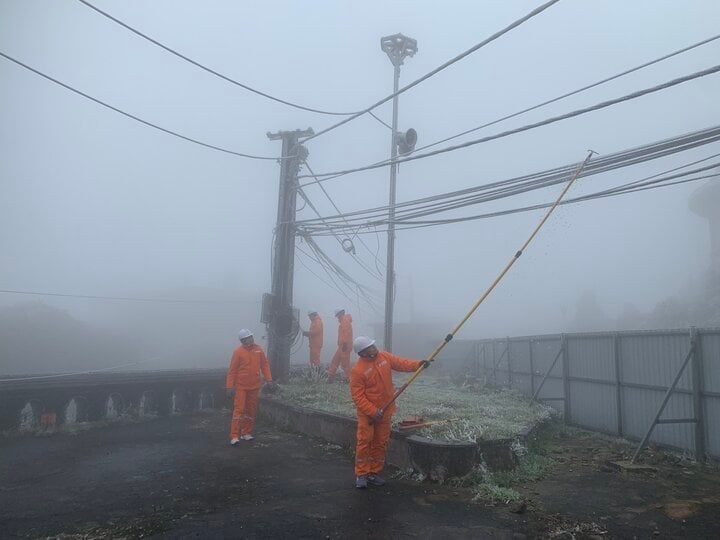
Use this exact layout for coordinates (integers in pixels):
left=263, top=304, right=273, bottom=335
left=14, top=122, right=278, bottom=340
left=380, top=150, right=596, bottom=410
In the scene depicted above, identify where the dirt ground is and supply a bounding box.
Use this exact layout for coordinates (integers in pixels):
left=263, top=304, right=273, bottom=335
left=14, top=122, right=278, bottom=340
left=517, top=426, right=720, bottom=538
left=1, top=411, right=718, bottom=539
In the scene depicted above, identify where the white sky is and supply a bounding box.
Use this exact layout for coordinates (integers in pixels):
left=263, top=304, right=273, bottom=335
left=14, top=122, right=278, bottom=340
left=2, top=0, right=719, bottom=350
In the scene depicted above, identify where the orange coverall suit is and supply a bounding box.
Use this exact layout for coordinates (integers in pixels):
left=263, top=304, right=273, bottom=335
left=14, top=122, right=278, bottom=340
left=226, top=343, right=273, bottom=439
left=307, top=314, right=324, bottom=367
left=350, top=351, right=421, bottom=476
left=328, top=314, right=353, bottom=379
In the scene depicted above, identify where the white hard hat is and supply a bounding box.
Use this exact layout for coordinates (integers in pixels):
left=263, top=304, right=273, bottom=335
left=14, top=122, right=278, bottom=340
left=307, top=310, right=318, bottom=316
left=238, top=329, right=253, bottom=340
left=353, top=336, right=376, bottom=355
left=334, top=308, right=344, bottom=317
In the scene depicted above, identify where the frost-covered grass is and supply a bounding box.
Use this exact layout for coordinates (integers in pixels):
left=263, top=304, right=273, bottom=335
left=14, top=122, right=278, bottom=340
left=279, top=372, right=558, bottom=503
left=448, top=426, right=557, bottom=503
left=278, top=374, right=551, bottom=442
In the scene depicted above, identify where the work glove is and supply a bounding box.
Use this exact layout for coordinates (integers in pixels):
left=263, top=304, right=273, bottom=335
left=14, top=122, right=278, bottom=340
left=341, top=344, right=348, bottom=353
left=225, top=388, right=235, bottom=399
left=373, top=408, right=384, bottom=422
left=419, top=360, right=431, bottom=370
left=263, top=381, right=280, bottom=395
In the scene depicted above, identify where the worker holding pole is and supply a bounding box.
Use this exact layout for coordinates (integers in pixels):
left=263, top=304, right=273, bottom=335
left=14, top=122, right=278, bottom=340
left=327, top=309, right=353, bottom=382
left=350, top=336, right=429, bottom=489
left=302, top=310, right=323, bottom=368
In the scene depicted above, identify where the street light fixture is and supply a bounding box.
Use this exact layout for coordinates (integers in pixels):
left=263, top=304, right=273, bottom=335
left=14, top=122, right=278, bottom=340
left=381, top=33, right=418, bottom=67
left=380, top=33, right=417, bottom=352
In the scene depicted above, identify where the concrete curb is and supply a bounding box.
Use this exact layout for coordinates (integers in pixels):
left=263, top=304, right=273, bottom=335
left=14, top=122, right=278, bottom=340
left=258, top=396, right=411, bottom=469
left=259, top=396, right=542, bottom=481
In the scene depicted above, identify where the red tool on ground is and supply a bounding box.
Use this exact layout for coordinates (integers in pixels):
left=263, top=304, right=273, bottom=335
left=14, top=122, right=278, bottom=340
left=397, top=416, right=459, bottom=432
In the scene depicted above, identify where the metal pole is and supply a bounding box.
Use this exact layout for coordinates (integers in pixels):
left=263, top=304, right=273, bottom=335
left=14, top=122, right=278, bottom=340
left=532, top=341, right=564, bottom=402
left=613, top=332, right=623, bottom=436
left=492, top=340, right=497, bottom=383
left=529, top=339, right=535, bottom=396
left=690, top=327, right=706, bottom=461
left=561, top=333, right=571, bottom=423
left=267, top=128, right=312, bottom=382
left=384, top=64, right=401, bottom=352
left=506, top=336, right=512, bottom=388
left=480, top=342, right=508, bottom=390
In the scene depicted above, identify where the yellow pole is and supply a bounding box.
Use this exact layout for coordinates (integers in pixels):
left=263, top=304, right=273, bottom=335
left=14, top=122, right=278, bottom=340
left=382, top=150, right=596, bottom=410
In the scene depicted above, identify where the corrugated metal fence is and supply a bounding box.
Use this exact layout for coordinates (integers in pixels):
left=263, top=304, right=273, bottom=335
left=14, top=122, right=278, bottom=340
left=442, top=328, right=720, bottom=460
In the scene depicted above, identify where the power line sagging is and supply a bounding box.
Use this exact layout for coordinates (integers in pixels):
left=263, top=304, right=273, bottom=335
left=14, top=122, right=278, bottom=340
left=0, top=51, right=283, bottom=160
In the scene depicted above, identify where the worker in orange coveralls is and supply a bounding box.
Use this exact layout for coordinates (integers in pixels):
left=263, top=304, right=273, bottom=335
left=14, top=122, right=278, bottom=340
left=327, top=308, right=353, bottom=383
left=350, top=336, right=429, bottom=489
left=225, top=328, right=276, bottom=445
left=302, top=310, right=323, bottom=367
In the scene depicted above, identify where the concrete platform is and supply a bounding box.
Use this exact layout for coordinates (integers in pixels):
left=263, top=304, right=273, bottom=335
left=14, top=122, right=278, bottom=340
left=259, top=396, right=538, bottom=481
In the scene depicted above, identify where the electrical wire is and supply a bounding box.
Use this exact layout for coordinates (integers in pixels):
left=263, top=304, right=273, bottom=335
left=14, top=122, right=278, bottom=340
left=300, top=125, right=720, bottom=224
left=391, top=171, right=720, bottom=229
left=297, top=33, right=720, bottom=189
left=301, top=237, right=382, bottom=315
left=296, top=246, right=349, bottom=294
left=0, top=288, right=255, bottom=304
left=382, top=148, right=720, bottom=224
left=304, top=237, right=379, bottom=300
left=299, top=64, right=720, bottom=178
left=290, top=333, right=305, bottom=355
left=306, top=153, right=716, bottom=236
left=368, top=111, right=393, bottom=130
left=304, top=160, right=386, bottom=272
left=0, top=50, right=283, bottom=160
left=400, top=32, right=720, bottom=156
left=387, top=135, right=720, bottom=223
left=307, top=166, right=720, bottom=235
left=296, top=243, right=363, bottom=309
left=295, top=125, right=720, bottom=230
left=300, top=0, right=562, bottom=144
left=371, top=225, right=384, bottom=276
left=296, top=249, right=360, bottom=318
left=296, top=187, right=383, bottom=282
left=76, top=0, right=360, bottom=117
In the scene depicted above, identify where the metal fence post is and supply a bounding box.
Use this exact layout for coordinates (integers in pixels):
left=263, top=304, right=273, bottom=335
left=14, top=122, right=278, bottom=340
left=492, top=340, right=497, bottom=384
left=614, top=332, right=623, bottom=437
left=484, top=343, right=488, bottom=376
left=531, top=341, right=563, bottom=402
left=561, top=333, right=571, bottom=424
left=529, top=339, right=535, bottom=397
left=691, top=327, right=706, bottom=462
left=507, top=336, right=512, bottom=388
left=474, top=342, right=480, bottom=377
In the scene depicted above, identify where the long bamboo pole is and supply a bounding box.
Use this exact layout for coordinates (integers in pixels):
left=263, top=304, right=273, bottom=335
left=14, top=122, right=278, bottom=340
left=381, top=150, right=596, bottom=411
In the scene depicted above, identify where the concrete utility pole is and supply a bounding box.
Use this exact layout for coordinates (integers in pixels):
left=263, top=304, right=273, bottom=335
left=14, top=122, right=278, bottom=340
left=266, top=128, right=313, bottom=382
left=381, top=33, right=417, bottom=352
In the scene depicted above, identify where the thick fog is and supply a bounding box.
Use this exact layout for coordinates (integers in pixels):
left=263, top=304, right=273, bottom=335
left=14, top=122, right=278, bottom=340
left=2, top=1, right=719, bottom=374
